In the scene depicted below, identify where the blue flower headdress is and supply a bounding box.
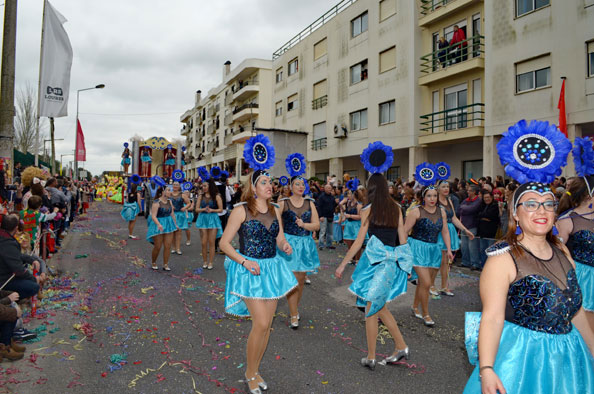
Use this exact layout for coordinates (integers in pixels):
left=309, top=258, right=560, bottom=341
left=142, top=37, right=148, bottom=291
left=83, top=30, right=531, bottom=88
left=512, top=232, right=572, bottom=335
left=435, top=162, right=451, bottom=184
left=182, top=182, right=193, bottom=192
left=572, top=137, right=594, bottom=197
left=167, top=144, right=173, bottom=149
left=123, top=142, right=129, bottom=148
left=360, top=141, right=394, bottom=174
left=415, top=162, right=437, bottom=196
left=198, top=166, right=210, bottom=181
left=210, top=166, right=221, bottom=180
left=220, top=170, right=229, bottom=181
left=243, top=134, right=276, bottom=185
left=130, top=174, right=141, bottom=184
left=172, top=169, right=185, bottom=182
left=285, top=152, right=306, bottom=183
left=182, top=146, right=186, bottom=152
left=346, top=178, right=360, bottom=192
left=279, top=176, right=289, bottom=186
left=151, top=175, right=166, bottom=187
left=304, top=181, right=311, bottom=196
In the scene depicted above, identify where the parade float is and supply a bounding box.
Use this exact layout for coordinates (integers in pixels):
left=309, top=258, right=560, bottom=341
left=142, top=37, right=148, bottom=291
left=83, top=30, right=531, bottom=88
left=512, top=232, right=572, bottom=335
left=124, top=136, right=186, bottom=179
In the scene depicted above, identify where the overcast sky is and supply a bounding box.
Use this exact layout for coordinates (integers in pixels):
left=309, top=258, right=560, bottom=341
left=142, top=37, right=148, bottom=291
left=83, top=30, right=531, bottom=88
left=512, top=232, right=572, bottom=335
left=6, top=0, right=330, bottom=175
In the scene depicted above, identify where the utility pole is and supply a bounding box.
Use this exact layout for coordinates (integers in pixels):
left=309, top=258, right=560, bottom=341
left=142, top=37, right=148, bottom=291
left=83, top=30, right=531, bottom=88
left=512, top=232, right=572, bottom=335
left=0, top=0, right=17, bottom=179
left=50, top=117, right=56, bottom=174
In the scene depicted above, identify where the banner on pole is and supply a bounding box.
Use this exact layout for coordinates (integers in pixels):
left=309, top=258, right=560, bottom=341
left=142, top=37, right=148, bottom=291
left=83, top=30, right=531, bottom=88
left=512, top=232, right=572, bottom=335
left=76, top=120, right=86, bottom=161
left=557, top=79, right=567, bottom=137
left=38, top=1, right=73, bottom=118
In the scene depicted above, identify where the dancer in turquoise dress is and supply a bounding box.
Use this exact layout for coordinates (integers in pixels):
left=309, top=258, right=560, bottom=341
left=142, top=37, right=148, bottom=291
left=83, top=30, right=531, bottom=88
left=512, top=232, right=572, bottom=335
left=278, top=152, right=320, bottom=329
left=220, top=134, right=297, bottom=394
left=140, top=147, right=152, bottom=177
left=195, top=174, right=223, bottom=270
left=147, top=186, right=177, bottom=271
left=170, top=181, right=191, bottom=255
left=557, top=136, right=594, bottom=331
left=403, top=163, right=453, bottom=327
left=120, top=182, right=142, bottom=239
left=336, top=142, right=413, bottom=370
left=464, top=120, right=594, bottom=393
left=340, top=180, right=365, bottom=264
left=121, top=143, right=131, bottom=174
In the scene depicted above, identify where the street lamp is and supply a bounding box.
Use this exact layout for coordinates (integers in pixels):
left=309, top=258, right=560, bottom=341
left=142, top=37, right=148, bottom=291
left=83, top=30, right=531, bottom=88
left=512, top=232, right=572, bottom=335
left=75, top=84, right=105, bottom=180
left=60, top=152, right=74, bottom=175
left=44, top=138, right=64, bottom=160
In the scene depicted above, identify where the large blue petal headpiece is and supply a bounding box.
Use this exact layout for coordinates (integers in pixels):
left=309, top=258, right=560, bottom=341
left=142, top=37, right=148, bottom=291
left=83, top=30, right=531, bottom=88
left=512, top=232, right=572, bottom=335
left=151, top=175, right=166, bottom=187
left=415, top=162, right=437, bottom=187
left=572, top=137, right=594, bottom=177
left=210, top=166, right=221, bottom=180
left=279, top=176, right=289, bottom=186
left=435, top=162, right=451, bottom=181
left=198, top=166, right=210, bottom=181
left=285, top=153, right=306, bottom=177
left=123, top=142, right=129, bottom=148
left=497, top=120, right=571, bottom=184
left=346, top=178, right=360, bottom=192
left=243, top=134, right=275, bottom=171
left=361, top=141, right=394, bottom=174
left=172, top=169, right=185, bottom=182
left=130, top=174, right=141, bottom=184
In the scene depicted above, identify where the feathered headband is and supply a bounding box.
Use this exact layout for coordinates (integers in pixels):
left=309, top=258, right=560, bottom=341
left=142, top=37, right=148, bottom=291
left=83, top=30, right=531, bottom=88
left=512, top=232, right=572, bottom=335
left=346, top=178, right=360, bottom=192
left=572, top=137, right=594, bottom=197
left=198, top=166, right=210, bottom=181
left=210, top=166, right=221, bottom=180
left=415, top=162, right=438, bottom=196
left=435, top=162, right=451, bottom=185
left=172, top=169, right=185, bottom=182
left=285, top=152, right=306, bottom=183
left=243, top=134, right=275, bottom=185
left=361, top=141, right=394, bottom=174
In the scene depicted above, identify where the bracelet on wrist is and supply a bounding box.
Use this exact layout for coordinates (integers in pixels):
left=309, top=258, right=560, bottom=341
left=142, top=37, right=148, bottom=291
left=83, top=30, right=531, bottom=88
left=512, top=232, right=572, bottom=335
left=240, top=259, right=246, bottom=266
left=479, top=365, right=494, bottom=378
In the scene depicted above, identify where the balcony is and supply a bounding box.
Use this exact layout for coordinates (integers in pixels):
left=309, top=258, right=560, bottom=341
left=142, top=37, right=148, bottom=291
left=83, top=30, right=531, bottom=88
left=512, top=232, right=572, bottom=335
left=312, top=95, right=328, bottom=110
left=419, top=103, right=484, bottom=144
left=232, top=81, right=259, bottom=103
left=207, top=107, right=214, bottom=117
left=311, top=138, right=327, bottom=150
left=419, top=35, right=484, bottom=86
left=418, top=0, right=479, bottom=27
left=224, top=112, right=233, bottom=126
left=225, top=94, right=233, bottom=106
left=207, top=123, right=214, bottom=134
left=224, top=134, right=233, bottom=146
left=224, top=144, right=239, bottom=161
left=233, top=103, right=259, bottom=122
left=232, top=127, right=256, bottom=144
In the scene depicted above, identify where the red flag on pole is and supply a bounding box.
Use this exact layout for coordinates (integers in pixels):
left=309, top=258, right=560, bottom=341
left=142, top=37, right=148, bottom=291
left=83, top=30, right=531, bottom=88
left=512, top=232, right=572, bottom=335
left=76, top=119, right=86, bottom=161
left=557, top=79, right=567, bottom=137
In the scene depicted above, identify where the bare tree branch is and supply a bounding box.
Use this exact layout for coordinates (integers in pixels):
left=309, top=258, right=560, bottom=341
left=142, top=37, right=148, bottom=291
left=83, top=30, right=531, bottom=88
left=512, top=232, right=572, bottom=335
left=14, top=82, right=47, bottom=154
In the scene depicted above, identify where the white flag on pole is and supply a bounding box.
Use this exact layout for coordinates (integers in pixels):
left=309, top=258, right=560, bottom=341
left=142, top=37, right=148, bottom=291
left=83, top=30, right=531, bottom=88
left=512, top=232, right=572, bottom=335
left=38, top=0, right=73, bottom=118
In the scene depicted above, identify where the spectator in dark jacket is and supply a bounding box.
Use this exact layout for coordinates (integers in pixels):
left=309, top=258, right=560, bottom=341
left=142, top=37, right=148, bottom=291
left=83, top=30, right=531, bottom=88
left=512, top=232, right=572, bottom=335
left=0, top=213, right=41, bottom=299
left=316, top=184, right=337, bottom=249
left=458, top=184, right=482, bottom=269
left=477, top=190, right=500, bottom=267
left=0, top=290, right=25, bottom=360
left=437, top=36, right=449, bottom=67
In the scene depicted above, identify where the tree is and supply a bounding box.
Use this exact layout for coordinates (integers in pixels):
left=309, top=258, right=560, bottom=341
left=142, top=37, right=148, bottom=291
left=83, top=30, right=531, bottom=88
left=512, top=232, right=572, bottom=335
left=14, top=82, right=46, bottom=154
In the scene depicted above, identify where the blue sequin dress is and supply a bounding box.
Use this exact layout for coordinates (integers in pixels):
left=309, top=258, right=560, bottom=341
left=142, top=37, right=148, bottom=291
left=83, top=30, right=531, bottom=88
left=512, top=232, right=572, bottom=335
left=146, top=200, right=177, bottom=242
left=565, top=211, right=594, bottom=312
left=141, top=151, right=152, bottom=162
left=120, top=192, right=139, bottom=222
left=343, top=202, right=363, bottom=240
left=437, top=198, right=461, bottom=251
left=195, top=197, right=223, bottom=238
left=464, top=243, right=594, bottom=393
left=171, top=194, right=189, bottom=230
left=224, top=203, right=298, bottom=316
left=408, top=206, right=443, bottom=269
left=278, top=198, right=320, bottom=273
left=121, top=150, right=131, bottom=165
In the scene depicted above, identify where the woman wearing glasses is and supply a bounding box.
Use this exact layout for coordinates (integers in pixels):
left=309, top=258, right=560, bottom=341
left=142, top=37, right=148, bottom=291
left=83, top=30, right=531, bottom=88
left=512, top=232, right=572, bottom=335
left=464, top=120, right=594, bottom=394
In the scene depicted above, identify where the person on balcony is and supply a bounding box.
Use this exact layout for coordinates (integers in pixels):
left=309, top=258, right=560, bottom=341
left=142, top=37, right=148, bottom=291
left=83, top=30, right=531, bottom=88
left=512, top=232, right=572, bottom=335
left=437, top=36, right=449, bottom=68
left=449, top=25, right=467, bottom=64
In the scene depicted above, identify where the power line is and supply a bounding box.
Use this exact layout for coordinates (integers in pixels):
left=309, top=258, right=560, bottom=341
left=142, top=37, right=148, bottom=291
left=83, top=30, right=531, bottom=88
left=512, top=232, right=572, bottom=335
left=78, top=111, right=181, bottom=117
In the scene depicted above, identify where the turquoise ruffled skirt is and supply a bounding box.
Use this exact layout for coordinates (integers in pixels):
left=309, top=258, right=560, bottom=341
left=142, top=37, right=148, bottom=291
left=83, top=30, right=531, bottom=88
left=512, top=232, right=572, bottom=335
left=408, top=237, right=442, bottom=269
left=333, top=222, right=343, bottom=242
left=174, top=211, right=189, bottom=230
left=195, top=213, right=223, bottom=238
left=146, top=216, right=177, bottom=242
left=278, top=233, right=320, bottom=273
left=349, top=242, right=410, bottom=317
left=165, top=159, right=175, bottom=165
left=121, top=157, right=131, bottom=165
left=463, top=312, right=594, bottom=393
left=343, top=220, right=361, bottom=240
left=437, top=222, right=460, bottom=251
left=120, top=202, right=139, bottom=222
left=141, top=156, right=151, bottom=163
left=224, top=253, right=298, bottom=317
left=576, top=261, right=594, bottom=312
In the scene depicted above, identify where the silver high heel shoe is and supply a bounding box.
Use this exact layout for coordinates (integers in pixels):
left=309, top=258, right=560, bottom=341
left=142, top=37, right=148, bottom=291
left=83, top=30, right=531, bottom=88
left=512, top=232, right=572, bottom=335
left=361, top=357, right=376, bottom=370
left=255, top=372, right=268, bottom=391
left=244, top=375, right=262, bottom=394
left=385, top=347, right=410, bottom=363
left=290, top=315, right=299, bottom=329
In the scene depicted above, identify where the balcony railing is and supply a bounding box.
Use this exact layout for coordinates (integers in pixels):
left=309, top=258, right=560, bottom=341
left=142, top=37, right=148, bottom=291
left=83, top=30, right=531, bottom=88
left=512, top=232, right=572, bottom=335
left=312, top=95, right=328, bottom=110
left=234, top=80, right=258, bottom=93
left=420, top=35, right=484, bottom=74
left=233, top=103, right=259, bottom=115
left=224, top=113, right=233, bottom=126
left=420, top=0, right=455, bottom=16
left=311, top=138, right=327, bottom=150
left=225, top=94, right=233, bottom=106
left=272, top=0, right=357, bottom=59
left=420, top=103, right=484, bottom=134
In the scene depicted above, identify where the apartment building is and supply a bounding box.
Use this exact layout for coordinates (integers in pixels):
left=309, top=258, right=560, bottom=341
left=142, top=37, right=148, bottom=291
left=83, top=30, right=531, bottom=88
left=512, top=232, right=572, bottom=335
left=271, top=0, right=421, bottom=182
left=483, top=0, right=594, bottom=177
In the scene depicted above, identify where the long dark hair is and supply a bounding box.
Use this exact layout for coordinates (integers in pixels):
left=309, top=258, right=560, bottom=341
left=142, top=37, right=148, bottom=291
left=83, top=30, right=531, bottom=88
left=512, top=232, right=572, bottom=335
left=154, top=186, right=164, bottom=200
left=207, top=179, right=219, bottom=200
left=557, top=177, right=591, bottom=215
left=366, top=173, right=400, bottom=228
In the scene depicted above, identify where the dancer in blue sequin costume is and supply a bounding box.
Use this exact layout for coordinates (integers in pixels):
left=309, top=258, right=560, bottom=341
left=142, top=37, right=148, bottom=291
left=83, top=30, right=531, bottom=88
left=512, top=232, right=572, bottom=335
left=336, top=142, right=413, bottom=370
left=277, top=152, right=320, bottom=329
left=121, top=143, right=131, bottom=174
left=464, top=120, right=594, bottom=394
left=340, top=185, right=365, bottom=264
left=221, top=134, right=297, bottom=394
left=195, top=177, right=223, bottom=270
left=147, top=186, right=178, bottom=271
left=120, top=182, right=142, bottom=239
left=170, top=181, right=191, bottom=255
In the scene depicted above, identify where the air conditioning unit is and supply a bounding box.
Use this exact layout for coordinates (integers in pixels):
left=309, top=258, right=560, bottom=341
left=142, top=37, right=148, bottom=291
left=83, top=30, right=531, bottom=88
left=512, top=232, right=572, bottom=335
left=333, top=124, right=347, bottom=139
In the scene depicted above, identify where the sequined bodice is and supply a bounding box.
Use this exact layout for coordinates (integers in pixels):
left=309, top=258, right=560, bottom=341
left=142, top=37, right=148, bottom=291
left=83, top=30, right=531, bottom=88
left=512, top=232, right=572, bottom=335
left=281, top=201, right=312, bottom=237
left=239, top=206, right=279, bottom=259
left=566, top=212, right=594, bottom=267
left=155, top=201, right=171, bottom=218
left=411, top=207, right=442, bottom=243
left=346, top=202, right=360, bottom=222
left=200, top=199, right=217, bottom=209
left=507, top=246, right=582, bottom=334
left=171, top=195, right=184, bottom=211
left=439, top=199, right=454, bottom=223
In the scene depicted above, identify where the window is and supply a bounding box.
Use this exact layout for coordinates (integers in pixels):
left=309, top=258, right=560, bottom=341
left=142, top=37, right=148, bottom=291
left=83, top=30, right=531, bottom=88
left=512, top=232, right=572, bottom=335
left=463, top=160, right=483, bottom=180
left=445, top=83, right=468, bottom=130
left=287, top=94, right=298, bottom=111
left=516, top=0, right=549, bottom=17
left=350, top=109, right=368, bottom=131
left=351, top=12, right=368, bottom=37
left=379, top=0, right=396, bottom=21
left=276, top=68, right=283, bottom=83
left=313, top=122, right=326, bottom=140
left=379, top=100, right=395, bottom=125
left=314, top=38, right=327, bottom=60
left=313, top=79, right=327, bottom=100
left=515, top=55, right=551, bottom=93
left=588, top=41, right=594, bottom=77
left=350, top=59, right=368, bottom=84
left=386, top=166, right=400, bottom=182
left=275, top=101, right=283, bottom=117
left=379, top=46, right=396, bottom=73
left=288, top=58, right=298, bottom=76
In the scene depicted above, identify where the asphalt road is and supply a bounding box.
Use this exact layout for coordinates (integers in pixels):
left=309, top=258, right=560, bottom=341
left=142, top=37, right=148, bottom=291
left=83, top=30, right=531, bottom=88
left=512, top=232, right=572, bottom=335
left=0, top=201, right=481, bottom=394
